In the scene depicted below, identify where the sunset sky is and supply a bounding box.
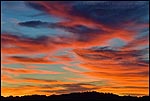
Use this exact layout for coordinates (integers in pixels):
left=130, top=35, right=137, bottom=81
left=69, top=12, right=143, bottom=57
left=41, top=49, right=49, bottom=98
left=1, top=1, right=149, bottom=97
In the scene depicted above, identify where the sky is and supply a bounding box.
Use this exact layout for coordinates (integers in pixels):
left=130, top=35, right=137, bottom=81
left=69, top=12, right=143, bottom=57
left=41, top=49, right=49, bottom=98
left=1, top=1, right=149, bottom=97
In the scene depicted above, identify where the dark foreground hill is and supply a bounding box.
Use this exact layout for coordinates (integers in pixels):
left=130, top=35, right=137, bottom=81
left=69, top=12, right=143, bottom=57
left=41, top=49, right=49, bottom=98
left=1, top=91, right=149, bottom=101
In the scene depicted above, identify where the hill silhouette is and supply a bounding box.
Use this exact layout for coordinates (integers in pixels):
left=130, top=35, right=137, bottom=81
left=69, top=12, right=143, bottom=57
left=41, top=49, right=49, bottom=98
left=1, top=91, right=149, bottom=101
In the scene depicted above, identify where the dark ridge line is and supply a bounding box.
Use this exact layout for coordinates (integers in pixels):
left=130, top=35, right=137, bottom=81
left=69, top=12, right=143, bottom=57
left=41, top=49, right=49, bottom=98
left=1, top=91, right=149, bottom=101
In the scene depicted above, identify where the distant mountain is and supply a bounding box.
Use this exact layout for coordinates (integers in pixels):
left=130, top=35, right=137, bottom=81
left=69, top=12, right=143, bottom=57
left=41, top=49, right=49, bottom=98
left=1, top=91, right=149, bottom=101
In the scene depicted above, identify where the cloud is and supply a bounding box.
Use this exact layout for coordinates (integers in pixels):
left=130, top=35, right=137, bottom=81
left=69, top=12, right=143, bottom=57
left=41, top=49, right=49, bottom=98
left=18, top=20, right=103, bottom=34
left=74, top=47, right=149, bottom=67
left=62, top=66, right=82, bottom=73
left=1, top=75, right=19, bottom=84
left=7, top=56, right=56, bottom=64
left=83, top=71, right=148, bottom=82
left=1, top=85, right=61, bottom=97
left=122, top=34, right=149, bottom=50
left=18, top=19, right=141, bottom=49
left=1, top=74, right=74, bottom=85
left=2, top=75, right=97, bottom=96
left=2, top=67, right=62, bottom=76
left=18, top=20, right=50, bottom=28
left=1, top=82, right=96, bottom=97
left=25, top=1, right=149, bottom=29
left=2, top=30, right=133, bottom=57
left=54, top=55, right=73, bottom=62
left=39, top=83, right=97, bottom=94
left=68, top=78, right=102, bottom=83
left=21, top=78, right=74, bottom=85
left=19, top=1, right=148, bottom=47
left=73, top=46, right=149, bottom=93
left=1, top=33, right=57, bottom=54
left=96, top=86, right=148, bottom=97
left=20, top=78, right=58, bottom=84
left=110, top=86, right=148, bottom=89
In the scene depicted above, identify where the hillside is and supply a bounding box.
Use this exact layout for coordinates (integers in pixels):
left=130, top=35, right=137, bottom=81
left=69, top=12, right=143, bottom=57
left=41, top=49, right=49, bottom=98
left=1, top=91, right=149, bottom=101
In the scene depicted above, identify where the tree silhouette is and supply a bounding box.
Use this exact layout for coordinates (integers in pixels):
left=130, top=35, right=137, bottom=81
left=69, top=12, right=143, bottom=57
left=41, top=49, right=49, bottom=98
left=1, top=91, right=149, bottom=101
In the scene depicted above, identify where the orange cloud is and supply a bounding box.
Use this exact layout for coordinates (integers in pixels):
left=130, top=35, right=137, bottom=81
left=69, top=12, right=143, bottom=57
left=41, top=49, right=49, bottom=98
left=68, top=77, right=102, bottom=83
left=22, top=78, right=74, bottom=85
left=1, top=73, right=74, bottom=86
left=30, top=1, right=110, bottom=31
left=54, top=55, right=72, bottom=62
left=1, top=85, right=64, bottom=97
left=121, top=34, right=149, bottom=50
left=96, top=86, right=148, bottom=97
left=1, top=34, right=62, bottom=55
left=1, top=75, right=19, bottom=84
left=62, top=66, right=82, bottom=73
left=2, top=67, right=62, bottom=75
left=6, top=56, right=56, bottom=64
left=1, top=26, right=137, bottom=58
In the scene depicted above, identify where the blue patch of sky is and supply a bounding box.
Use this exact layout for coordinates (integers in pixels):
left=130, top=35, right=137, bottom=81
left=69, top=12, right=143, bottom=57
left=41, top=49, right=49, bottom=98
left=1, top=82, right=18, bottom=87
left=137, top=28, right=149, bottom=38
left=19, top=73, right=82, bottom=82
left=1, top=1, right=69, bottom=38
left=30, top=64, right=66, bottom=72
left=108, top=38, right=126, bottom=48
left=51, top=48, right=87, bottom=71
left=2, top=82, right=39, bottom=88
left=3, top=64, right=25, bottom=68
left=54, top=48, right=73, bottom=57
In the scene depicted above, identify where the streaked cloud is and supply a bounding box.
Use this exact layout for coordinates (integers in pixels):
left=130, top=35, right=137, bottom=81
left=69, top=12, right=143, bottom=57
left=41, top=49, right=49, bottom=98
left=2, top=67, right=62, bottom=75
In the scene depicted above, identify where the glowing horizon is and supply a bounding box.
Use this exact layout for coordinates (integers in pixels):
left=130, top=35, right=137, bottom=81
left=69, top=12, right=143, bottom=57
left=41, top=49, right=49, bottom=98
left=1, top=1, right=149, bottom=97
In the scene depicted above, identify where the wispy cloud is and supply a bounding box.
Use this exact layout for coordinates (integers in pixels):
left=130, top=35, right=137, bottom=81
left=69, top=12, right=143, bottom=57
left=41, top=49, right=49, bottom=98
left=2, top=67, right=62, bottom=76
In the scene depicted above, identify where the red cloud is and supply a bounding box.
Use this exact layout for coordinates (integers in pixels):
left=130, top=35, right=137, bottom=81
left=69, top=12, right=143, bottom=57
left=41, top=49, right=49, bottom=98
left=1, top=34, right=59, bottom=55
left=54, top=55, right=72, bottom=62
left=6, top=56, right=56, bottom=64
